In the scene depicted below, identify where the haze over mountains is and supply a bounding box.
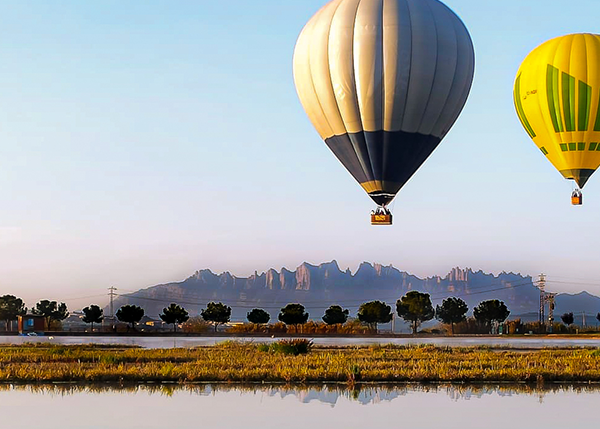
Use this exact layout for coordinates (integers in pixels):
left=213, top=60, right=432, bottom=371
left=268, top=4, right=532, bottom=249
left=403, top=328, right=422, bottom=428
left=112, top=261, right=600, bottom=322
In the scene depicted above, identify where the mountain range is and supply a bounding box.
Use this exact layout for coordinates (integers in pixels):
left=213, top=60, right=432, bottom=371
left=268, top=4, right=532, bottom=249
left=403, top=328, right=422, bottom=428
left=111, top=261, right=600, bottom=325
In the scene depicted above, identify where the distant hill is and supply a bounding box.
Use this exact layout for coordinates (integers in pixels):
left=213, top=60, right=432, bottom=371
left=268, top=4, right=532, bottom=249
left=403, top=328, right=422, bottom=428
left=108, top=261, right=600, bottom=322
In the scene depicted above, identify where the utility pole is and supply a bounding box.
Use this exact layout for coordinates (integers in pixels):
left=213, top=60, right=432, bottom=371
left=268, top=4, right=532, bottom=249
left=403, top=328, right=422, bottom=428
left=537, top=274, right=546, bottom=326
left=108, top=287, right=118, bottom=320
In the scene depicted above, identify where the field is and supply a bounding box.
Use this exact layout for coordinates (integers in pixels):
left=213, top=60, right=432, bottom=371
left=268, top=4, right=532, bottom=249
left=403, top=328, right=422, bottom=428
left=1, top=342, right=600, bottom=385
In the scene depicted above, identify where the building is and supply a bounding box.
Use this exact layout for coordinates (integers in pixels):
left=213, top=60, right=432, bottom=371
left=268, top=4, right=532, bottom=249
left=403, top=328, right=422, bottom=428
left=18, top=315, right=46, bottom=335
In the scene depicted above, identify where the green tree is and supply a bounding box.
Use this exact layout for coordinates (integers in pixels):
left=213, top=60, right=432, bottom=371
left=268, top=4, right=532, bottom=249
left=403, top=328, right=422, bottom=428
left=278, top=304, right=309, bottom=333
left=357, top=301, right=392, bottom=331
left=561, top=312, right=574, bottom=326
left=473, top=300, right=510, bottom=329
left=116, top=305, right=145, bottom=331
left=396, top=291, right=435, bottom=335
left=247, top=308, right=270, bottom=325
left=82, top=305, right=104, bottom=332
left=32, top=300, right=69, bottom=330
left=322, top=305, right=349, bottom=325
left=435, top=297, right=469, bottom=335
left=201, top=302, right=232, bottom=332
left=0, top=295, right=27, bottom=332
left=159, top=303, right=190, bottom=333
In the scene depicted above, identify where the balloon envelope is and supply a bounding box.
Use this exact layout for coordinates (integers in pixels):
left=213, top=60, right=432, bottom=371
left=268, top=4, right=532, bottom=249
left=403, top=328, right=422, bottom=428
left=293, top=0, right=475, bottom=206
left=514, top=33, right=600, bottom=188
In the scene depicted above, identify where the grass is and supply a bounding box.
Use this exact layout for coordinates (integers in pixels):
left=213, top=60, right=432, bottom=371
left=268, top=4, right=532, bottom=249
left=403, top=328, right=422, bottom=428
left=257, top=339, right=313, bottom=355
left=2, top=342, right=600, bottom=384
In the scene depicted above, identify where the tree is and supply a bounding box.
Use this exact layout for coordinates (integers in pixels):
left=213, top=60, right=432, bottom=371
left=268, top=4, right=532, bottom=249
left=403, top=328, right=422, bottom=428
left=561, top=312, right=574, bottom=326
left=436, top=297, right=469, bottom=335
left=116, top=305, right=144, bottom=331
left=396, top=292, right=435, bottom=335
left=159, top=303, right=190, bottom=333
left=201, top=302, right=231, bottom=332
left=82, top=305, right=104, bottom=332
left=32, top=300, right=69, bottom=330
left=278, top=304, right=309, bottom=332
left=357, top=301, right=392, bottom=332
left=322, top=305, right=349, bottom=325
left=0, top=295, right=26, bottom=332
left=247, top=308, right=270, bottom=325
left=473, top=300, right=510, bottom=329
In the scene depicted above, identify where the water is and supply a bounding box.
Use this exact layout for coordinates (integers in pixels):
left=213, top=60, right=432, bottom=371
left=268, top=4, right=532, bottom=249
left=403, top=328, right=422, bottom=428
left=1, top=335, right=599, bottom=348
left=0, top=384, right=597, bottom=428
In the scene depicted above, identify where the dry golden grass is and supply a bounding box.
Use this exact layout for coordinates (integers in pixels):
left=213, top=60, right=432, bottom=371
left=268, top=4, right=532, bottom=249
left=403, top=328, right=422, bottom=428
left=1, top=342, right=600, bottom=384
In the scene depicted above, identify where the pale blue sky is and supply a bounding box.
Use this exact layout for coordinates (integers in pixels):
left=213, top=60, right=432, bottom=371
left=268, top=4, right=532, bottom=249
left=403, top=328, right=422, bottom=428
left=1, top=0, right=600, bottom=308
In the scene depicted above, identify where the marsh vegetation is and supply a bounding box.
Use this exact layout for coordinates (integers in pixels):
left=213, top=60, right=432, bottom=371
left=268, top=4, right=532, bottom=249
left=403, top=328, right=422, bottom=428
left=1, top=342, right=600, bottom=385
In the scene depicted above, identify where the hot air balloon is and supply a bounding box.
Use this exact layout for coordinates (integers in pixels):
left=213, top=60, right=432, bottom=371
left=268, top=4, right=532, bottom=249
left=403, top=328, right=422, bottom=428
left=514, top=34, right=600, bottom=205
left=293, top=0, right=475, bottom=225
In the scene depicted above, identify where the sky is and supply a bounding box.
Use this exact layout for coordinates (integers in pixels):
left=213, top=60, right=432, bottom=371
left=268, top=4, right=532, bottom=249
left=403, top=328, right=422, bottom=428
left=1, top=0, right=600, bottom=310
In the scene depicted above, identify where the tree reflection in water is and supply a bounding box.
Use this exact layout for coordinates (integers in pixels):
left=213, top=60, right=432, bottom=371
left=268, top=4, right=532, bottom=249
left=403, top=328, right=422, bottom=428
left=1, top=383, right=598, bottom=406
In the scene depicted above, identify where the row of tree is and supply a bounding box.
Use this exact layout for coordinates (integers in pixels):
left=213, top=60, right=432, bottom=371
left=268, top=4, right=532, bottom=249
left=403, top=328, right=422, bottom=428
left=97, top=293, right=510, bottom=334
left=3, top=292, right=600, bottom=334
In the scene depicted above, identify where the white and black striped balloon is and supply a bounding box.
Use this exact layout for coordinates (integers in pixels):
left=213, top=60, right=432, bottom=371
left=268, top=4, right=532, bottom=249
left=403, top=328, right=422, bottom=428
left=293, top=0, right=475, bottom=205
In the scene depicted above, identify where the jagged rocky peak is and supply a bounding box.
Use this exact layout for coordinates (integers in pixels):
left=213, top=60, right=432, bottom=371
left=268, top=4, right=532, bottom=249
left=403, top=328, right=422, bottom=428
left=265, top=269, right=280, bottom=290
left=319, top=260, right=343, bottom=280
left=373, top=263, right=401, bottom=277
left=280, top=267, right=295, bottom=290
left=295, top=262, right=315, bottom=290
left=320, top=260, right=341, bottom=271
left=356, top=261, right=376, bottom=276
left=191, top=269, right=218, bottom=282
left=447, top=267, right=470, bottom=282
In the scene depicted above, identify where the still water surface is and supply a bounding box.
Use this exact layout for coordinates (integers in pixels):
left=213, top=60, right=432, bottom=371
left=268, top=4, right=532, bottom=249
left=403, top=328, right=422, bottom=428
left=0, top=384, right=596, bottom=428
left=0, top=335, right=599, bottom=348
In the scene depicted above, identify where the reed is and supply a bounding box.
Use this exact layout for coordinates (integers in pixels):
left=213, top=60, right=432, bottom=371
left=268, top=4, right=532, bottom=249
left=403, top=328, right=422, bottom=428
left=1, top=343, right=600, bottom=384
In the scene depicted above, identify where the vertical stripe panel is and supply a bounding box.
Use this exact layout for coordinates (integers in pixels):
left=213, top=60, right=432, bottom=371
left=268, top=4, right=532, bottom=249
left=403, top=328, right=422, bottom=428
left=353, top=0, right=384, bottom=132
left=328, top=0, right=362, bottom=134
left=416, top=0, right=458, bottom=135
left=584, top=35, right=600, bottom=132
left=561, top=72, right=575, bottom=131
left=309, top=0, right=349, bottom=137
left=383, top=0, right=412, bottom=132
left=293, top=7, right=335, bottom=140
left=400, top=0, right=437, bottom=132
left=578, top=81, right=591, bottom=131
left=546, top=65, right=563, bottom=132
left=594, top=98, right=600, bottom=131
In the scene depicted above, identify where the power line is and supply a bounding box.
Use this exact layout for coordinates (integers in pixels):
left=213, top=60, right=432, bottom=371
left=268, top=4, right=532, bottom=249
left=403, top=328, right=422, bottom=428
left=546, top=279, right=600, bottom=287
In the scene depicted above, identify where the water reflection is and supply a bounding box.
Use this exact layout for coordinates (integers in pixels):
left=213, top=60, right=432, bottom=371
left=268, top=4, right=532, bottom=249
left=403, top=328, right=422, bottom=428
left=1, top=383, right=598, bottom=429
left=1, top=383, right=598, bottom=406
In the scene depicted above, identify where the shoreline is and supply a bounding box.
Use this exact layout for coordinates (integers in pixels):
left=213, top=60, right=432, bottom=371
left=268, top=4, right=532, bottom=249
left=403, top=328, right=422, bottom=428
left=2, top=332, right=600, bottom=339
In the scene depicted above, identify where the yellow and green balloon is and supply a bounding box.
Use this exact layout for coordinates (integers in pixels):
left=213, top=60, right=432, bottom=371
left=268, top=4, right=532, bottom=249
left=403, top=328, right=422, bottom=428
left=515, top=33, right=600, bottom=191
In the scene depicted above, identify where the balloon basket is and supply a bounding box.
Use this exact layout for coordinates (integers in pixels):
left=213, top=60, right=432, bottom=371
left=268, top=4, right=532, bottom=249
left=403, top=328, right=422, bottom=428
left=371, top=213, right=393, bottom=226
left=571, top=190, right=583, bottom=206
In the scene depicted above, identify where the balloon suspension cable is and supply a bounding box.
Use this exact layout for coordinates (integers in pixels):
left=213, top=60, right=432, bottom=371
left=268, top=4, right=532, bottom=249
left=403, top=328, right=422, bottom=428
left=374, top=205, right=391, bottom=215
